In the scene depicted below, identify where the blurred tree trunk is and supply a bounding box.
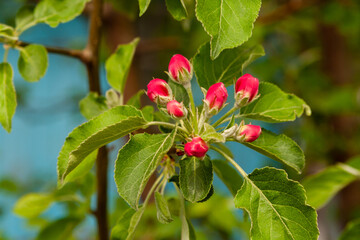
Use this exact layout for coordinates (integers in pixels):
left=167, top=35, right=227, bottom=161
left=317, top=3, right=360, bottom=237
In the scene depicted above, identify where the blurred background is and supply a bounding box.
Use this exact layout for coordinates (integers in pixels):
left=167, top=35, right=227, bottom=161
left=0, top=0, right=359, bottom=239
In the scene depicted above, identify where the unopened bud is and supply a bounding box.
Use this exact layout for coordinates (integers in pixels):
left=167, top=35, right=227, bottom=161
left=204, top=82, right=228, bottom=116
left=166, top=100, right=187, bottom=119
left=184, top=137, right=209, bottom=158
left=235, top=124, right=261, bottom=142
left=147, top=78, right=173, bottom=106
left=235, top=74, right=259, bottom=107
left=168, top=54, right=193, bottom=87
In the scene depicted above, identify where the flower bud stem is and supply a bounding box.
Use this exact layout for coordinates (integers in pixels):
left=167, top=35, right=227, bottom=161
left=185, top=87, right=198, bottom=134
left=147, top=121, right=189, bottom=135
left=198, top=108, right=206, bottom=133
left=143, top=174, right=164, bottom=207
left=211, top=146, right=247, bottom=178
left=212, top=106, right=238, bottom=128
left=174, top=182, right=189, bottom=239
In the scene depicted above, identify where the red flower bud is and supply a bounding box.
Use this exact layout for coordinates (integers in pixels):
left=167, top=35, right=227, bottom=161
left=168, top=54, right=192, bottom=86
left=167, top=100, right=187, bottom=119
left=205, top=82, right=228, bottom=115
left=184, top=137, right=209, bottom=158
left=147, top=78, right=173, bottom=105
left=235, top=74, right=259, bottom=107
left=236, top=124, right=261, bottom=142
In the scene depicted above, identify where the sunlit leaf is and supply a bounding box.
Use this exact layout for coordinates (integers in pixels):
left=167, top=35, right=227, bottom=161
left=240, top=82, right=311, bottom=122
left=115, top=131, right=176, bottom=209
left=0, top=63, right=16, bottom=133
left=18, top=44, right=48, bottom=82
left=15, top=6, right=37, bottom=33
left=58, top=106, right=147, bottom=184
left=138, top=0, right=151, bottom=16
left=105, top=38, right=139, bottom=94
left=35, top=0, right=90, bottom=27
left=242, top=128, right=305, bottom=173
left=193, top=42, right=264, bottom=89
left=303, top=156, right=360, bottom=209
left=196, top=0, right=262, bottom=59
left=235, top=167, right=319, bottom=240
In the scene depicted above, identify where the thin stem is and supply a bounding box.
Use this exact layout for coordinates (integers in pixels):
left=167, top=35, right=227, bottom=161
left=212, top=106, right=238, bottom=128
left=174, top=183, right=189, bottom=240
left=147, top=121, right=189, bottom=134
left=185, top=87, right=198, bottom=134
left=144, top=174, right=164, bottom=206
left=160, top=179, right=167, bottom=195
left=197, top=107, right=206, bottom=133
left=211, top=145, right=248, bottom=178
left=15, top=40, right=85, bottom=62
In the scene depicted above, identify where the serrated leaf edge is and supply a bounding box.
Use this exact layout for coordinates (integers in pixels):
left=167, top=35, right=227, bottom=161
left=235, top=167, right=319, bottom=240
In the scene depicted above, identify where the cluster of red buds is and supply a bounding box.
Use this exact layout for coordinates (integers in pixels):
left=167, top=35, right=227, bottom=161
left=146, top=54, right=262, bottom=159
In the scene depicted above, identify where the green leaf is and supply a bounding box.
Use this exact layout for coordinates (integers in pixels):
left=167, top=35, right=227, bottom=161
left=212, top=159, right=242, bottom=196
left=35, top=0, right=90, bottom=27
left=126, top=90, right=145, bottom=109
left=235, top=167, right=319, bottom=240
left=240, top=82, right=311, bottom=122
left=127, top=207, right=145, bottom=240
left=79, top=92, right=108, bottom=120
left=0, top=178, right=18, bottom=193
left=193, top=42, right=264, bottom=89
left=62, top=150, right=98, bottom=185
left=168, top=80, right=190, bottom=106
left=184, top=218, right=196, bottom=240
left=165, top=0, right=188, bottom=21
left=36, top=217, right=81, bottom=240
left=15, top=6, right=37, bottom=33
left=339, top=219, right=360, bottom=240
left=18, top=44, right=48, bottom=82
left=155, top=192, right=173, bottom=224
left=58, top=105, right=147, bottom=184
left=196, top=0, right=262, bottom=59
left=141, top=105, right=154, bottom=122
left=179, top=156, right=213, bottom=202
left=0, top=24, right=16, bottom=39
left=111, top=208, right=136, bottom=240
left=0, top=63, right=16, bottom=133
left=105, top=38, right=139, bottom=94
left=302, top=156, right=360, bottom=209
left=138, top=0, right=151, bottom=16
left=115, top=131, right=176, bottom=209
left=200, top=123, right=225, bottom=143
left=197, top=184, right=214, bottom=202
left=241, top=128, right=305, bottom=174
left=13, top=193, right=54, bottom=218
